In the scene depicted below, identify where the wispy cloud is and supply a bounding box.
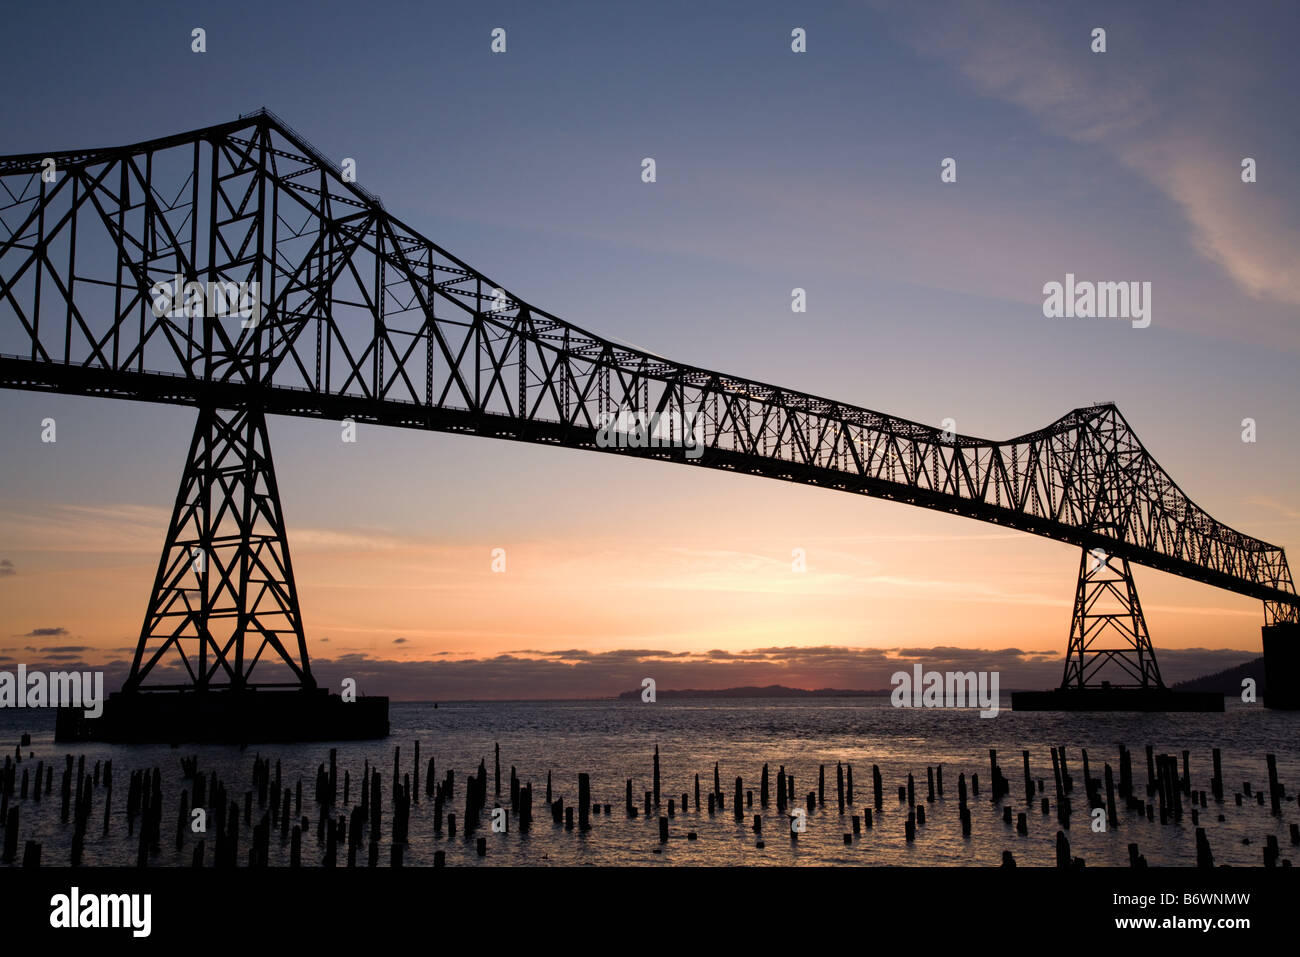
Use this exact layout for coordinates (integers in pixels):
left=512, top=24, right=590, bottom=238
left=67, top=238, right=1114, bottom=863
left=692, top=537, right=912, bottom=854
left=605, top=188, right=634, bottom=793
left=1245, top=497, right=1300, bottom=523
left=874, top=0, right=1300, bottom=306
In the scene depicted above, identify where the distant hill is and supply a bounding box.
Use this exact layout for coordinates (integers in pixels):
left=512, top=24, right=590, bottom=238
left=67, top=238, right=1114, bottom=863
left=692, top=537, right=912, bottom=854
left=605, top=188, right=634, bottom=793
left=619, top=662, right=1267, bottom=700
left=617, top=684, right=892, bottom=700
left=1170, top=657, right=1265, bottom=695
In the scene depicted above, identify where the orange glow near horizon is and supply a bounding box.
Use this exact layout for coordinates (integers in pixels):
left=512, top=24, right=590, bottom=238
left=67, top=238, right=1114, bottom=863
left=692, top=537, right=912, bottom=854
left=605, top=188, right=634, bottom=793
left=0, top=484, right=1269, bottom=680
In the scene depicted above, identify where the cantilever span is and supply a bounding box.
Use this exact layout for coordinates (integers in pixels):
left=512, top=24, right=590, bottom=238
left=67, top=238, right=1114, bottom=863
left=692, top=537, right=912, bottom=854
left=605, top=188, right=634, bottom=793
left=1, top=111, right=1296, bottom=700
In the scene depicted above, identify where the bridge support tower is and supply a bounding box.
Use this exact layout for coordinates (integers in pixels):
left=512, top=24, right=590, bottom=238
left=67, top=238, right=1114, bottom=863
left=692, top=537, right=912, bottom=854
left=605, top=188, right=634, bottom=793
left=1012, top=545, right=1223, bottom=712
left=1060, top=546, right=1162, bottom=691
left=55, top=404, right=388, bottom=741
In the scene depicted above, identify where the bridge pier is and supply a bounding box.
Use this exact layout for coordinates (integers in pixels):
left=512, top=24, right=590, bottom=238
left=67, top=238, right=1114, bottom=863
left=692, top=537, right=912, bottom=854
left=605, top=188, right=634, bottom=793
left=1262, top=622, right=1300, bottom=709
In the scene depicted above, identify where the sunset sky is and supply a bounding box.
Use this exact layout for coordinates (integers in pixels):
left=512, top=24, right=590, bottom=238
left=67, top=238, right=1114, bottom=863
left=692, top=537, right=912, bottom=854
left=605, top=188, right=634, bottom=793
left=1, top=0, right=1297, bottom=697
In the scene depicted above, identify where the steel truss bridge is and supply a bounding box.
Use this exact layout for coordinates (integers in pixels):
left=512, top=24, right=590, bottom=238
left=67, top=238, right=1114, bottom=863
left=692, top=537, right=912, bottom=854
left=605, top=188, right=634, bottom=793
left=1, top=111, right=1295, bottom=698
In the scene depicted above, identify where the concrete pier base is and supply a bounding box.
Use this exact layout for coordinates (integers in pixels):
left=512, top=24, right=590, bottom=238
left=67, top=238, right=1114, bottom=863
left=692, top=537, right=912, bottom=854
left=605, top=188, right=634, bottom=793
left=1011, top=687, right=1223, bottom=712
left=54, top=688, right=389, bottom=743
left=1263, top=622, right=1300, bottom=710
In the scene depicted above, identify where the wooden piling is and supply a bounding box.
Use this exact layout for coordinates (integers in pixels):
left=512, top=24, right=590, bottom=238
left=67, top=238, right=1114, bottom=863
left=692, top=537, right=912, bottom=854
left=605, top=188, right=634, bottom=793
left=958, top=771, right=970, bottom=835
left=177, top=790, right=189, bottom=851
left=1118, top=744, right=1132, bottom=801
left=1267, top=753, right=1282, bottom=815
left=1104, top=763, right=1118, bottom=829
left=579, top=773, right=591, bottom=830
left=1055, top=830, right=1070, bottom=868
left=1081, top=748, right=1095, bottom=808
left=1023, top=750, right=1032, bottom=805
left=2, top=806, right=17, bottom=862
left=1050, top=747, right=1063, bottom=805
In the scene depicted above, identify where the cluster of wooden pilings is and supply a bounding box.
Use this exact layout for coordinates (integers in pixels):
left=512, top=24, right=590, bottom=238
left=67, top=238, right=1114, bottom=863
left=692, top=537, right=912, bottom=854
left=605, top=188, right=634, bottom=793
left=0, top=738, right=1296, bottom=867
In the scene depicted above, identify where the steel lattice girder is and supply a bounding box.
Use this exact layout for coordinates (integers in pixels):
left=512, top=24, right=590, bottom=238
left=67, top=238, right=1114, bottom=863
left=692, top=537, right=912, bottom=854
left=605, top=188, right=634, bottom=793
left=0, top=110, right=1296, bottom=618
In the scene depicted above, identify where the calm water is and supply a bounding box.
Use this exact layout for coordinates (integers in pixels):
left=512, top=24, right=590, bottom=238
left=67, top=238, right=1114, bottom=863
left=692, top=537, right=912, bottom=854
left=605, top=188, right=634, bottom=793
left=1, top=697, right=1297, bottom=867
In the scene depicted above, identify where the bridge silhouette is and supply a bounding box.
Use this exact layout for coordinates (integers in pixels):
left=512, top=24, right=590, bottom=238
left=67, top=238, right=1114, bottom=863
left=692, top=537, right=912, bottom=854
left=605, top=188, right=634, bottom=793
left=1, top=111, right=1296, bottom=724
